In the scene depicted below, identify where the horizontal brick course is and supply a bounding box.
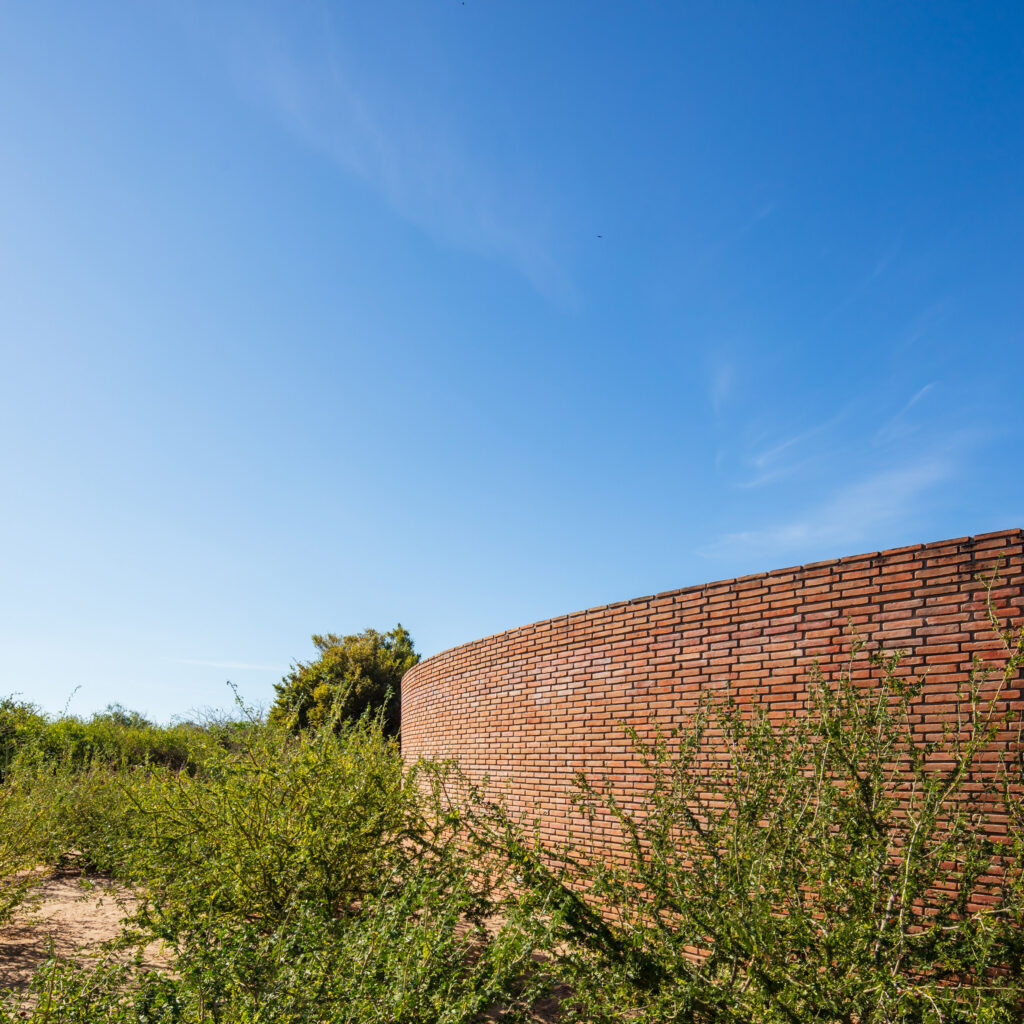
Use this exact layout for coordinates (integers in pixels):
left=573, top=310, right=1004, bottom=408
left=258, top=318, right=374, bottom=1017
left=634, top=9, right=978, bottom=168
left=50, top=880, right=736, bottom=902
left=401, top=530, right=1024, bottom=853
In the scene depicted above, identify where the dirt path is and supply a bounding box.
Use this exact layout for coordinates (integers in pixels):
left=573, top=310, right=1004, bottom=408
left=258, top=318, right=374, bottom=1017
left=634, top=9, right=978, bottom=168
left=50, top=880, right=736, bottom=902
left=0, top=870, right=169, bottom=996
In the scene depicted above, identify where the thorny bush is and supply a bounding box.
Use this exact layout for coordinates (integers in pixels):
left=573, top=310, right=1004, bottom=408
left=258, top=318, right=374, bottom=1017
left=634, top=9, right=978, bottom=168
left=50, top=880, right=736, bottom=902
left=556, top=576, right=1024, bottom=1023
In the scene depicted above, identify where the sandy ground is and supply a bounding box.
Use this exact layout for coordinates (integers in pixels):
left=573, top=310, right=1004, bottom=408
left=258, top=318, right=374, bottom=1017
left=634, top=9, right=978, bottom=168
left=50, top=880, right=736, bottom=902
left=0, top=869, right=169, bottom=998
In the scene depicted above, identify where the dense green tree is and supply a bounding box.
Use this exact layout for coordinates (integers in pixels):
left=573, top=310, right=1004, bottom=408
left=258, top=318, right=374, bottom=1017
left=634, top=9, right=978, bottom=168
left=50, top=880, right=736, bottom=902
left=269, top=625, right=419, bottom=735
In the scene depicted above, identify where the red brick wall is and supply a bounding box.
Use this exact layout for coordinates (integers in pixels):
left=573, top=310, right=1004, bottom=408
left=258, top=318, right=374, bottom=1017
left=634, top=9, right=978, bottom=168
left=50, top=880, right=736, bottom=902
left=401, top=530, right=1024, bottom=851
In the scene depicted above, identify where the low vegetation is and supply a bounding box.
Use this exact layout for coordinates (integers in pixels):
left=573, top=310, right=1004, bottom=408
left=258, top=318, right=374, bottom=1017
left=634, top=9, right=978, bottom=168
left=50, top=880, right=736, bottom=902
left=1, top=586, right=1023, bottom=1022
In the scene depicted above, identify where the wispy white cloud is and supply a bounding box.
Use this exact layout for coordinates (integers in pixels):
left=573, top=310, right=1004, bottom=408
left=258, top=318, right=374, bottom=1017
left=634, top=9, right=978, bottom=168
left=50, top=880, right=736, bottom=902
left=729, top=383, right=941, bottom=493
left=737, top=408, right=850, bottom=488
left=900, top=382, right=934, bottom=414
left=177, top=659, right=281, bottom=672
left=223, top=12, right=572, bottom=301
left=873, top=382, right=936, bottom=445
left=699, top=454, right=954, bottom=560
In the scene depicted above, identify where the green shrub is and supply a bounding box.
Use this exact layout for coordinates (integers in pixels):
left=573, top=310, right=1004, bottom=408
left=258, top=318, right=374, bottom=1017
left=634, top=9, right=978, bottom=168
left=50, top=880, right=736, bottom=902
left=270, top=625, right=419, bottom=735
left=0, top=696, right=47, bottom=779
left=29, top=712, right=199, bottom=773
left=2, top=714, right=564, bottom=1022
left=556, top=600, right=1024, bottom=1022
left=119, top=716, right=409, bottom=927
left=0, top=699, right=213, bottom=778
left=0, top=767, right=46, bottom=925
left=0, top=701, right=240, bottom=879
left=25, top=760, right=145, bottom=876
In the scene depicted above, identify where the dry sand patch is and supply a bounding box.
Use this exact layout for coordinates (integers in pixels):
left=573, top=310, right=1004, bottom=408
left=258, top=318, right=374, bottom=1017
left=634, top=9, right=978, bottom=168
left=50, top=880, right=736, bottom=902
left=0, top=869, right=169, bottom=997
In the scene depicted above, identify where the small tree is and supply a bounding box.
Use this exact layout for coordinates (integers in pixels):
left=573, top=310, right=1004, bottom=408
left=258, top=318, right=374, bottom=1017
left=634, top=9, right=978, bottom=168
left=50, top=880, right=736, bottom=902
left=269, top=625, right=419, bottom=735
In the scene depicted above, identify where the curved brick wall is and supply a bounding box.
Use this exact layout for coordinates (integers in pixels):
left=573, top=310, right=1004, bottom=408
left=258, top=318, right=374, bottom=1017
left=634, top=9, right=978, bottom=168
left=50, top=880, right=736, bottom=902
left=401, top=530, right=1024, bottom=850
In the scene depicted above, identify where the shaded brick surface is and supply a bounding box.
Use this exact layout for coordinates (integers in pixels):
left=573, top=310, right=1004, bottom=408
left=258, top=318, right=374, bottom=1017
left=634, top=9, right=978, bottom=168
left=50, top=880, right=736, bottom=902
left=401, top=531, right=1024, bottom=852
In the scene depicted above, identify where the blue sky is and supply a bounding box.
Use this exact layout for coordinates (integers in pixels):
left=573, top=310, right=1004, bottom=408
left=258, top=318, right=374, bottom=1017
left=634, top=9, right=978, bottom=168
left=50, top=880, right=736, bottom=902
left=2, top=1, right=1021, bottom=720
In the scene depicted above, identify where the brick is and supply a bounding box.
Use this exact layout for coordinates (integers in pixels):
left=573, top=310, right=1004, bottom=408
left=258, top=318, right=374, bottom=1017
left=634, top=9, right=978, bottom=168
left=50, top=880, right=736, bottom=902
left=401, top=529, right=1024, bottom=861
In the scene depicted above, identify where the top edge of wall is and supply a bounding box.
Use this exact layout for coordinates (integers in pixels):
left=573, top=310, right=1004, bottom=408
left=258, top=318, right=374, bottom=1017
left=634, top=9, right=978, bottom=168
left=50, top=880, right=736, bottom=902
left=405, top=528, right=1023, bottom=677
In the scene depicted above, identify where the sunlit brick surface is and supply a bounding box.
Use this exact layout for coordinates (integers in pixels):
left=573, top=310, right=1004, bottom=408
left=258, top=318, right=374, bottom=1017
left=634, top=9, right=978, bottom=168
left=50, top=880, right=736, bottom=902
left=401, top=531, right=1024, bottom=853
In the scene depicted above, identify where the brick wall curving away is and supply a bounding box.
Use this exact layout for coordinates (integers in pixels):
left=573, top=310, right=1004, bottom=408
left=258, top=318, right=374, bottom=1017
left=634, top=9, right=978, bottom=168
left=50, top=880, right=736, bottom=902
left=401, top=530, right=1024, bottom=852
